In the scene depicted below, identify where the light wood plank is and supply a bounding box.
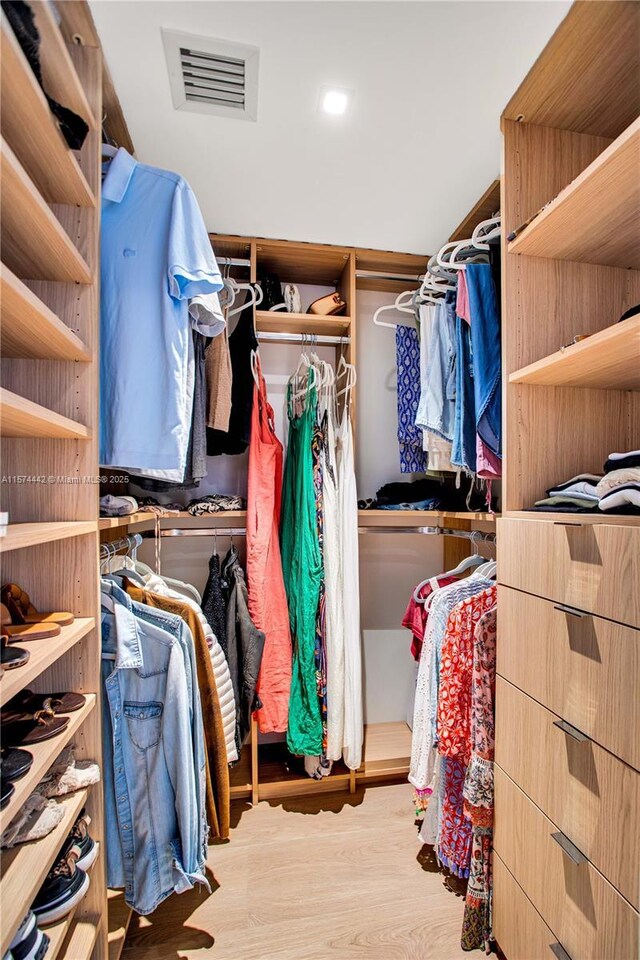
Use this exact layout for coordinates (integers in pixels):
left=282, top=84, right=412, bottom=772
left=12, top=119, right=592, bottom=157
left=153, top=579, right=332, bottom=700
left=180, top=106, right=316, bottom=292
left=449, top=179, right=501, bottom=242
left=31, top=1, right=96, bottom=129
left=0, top=694, right=96, bottom=831
left=255, top=238, right=352, bottom=286
left=0, top=264, right=90, bottom=361
left=0, top=789, right=89, bottom=954
left=0, top=387, right=90, bottom=439
left=506, top=509, right=640, bottom=527
left=357, top=721, right=411, bottom=777
left=502, top=1, right=640, bottom=138
left=493, top=854, right=564, bottom=960
left=255, top=310, right=350, bottom=338
left=57, top=917, right=101, bottom=960
left=0, top=12, right=94, bottom=207
left=0, top=522, right=96, bottom=553
left=98, top=513, right=155, bottom=531
left=509, top=315, right=640, bottom=390
left=0, top=618, right=95, bottom=706
left=509, top=119, right=640, bottom=268
left=357, top=509, right=496, bottom=527
left=0, top=137, right=92, bottom=283
left=108, top=889, right=133, bottom=960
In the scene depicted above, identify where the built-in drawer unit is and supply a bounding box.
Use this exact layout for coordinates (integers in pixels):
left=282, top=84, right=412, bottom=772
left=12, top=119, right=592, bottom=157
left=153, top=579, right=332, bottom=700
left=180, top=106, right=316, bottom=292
left=494, top=766, right=639, bottom=960
left=493, top=853, right=567, bottom=960
left=497, top=518, right=640, bottom=628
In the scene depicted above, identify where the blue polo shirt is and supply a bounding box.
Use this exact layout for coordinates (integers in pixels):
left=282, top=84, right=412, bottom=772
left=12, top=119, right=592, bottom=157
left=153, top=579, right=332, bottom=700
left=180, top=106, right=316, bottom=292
left=100, top=148, right=222, bottom=471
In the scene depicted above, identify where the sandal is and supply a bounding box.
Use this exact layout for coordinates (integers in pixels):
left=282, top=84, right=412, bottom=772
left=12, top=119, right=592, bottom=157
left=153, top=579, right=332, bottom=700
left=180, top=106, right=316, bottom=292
left=1, top=603, right=61, bottom=641
left=1, top=584, right=74, bottom=627
left=6, top=690, right=86, bottom=716
left=1, top=778, right=15, bottom=809
left=2, top=701, right=70, bottom=747
left=1, top=747, right=33, bottom=782
left=1, top=634, right=30, bottom=670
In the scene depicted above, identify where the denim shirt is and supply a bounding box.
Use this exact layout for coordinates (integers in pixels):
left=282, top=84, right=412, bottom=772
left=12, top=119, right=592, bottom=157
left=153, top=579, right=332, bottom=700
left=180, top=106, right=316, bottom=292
left=100, top=580, right=208, bottom=915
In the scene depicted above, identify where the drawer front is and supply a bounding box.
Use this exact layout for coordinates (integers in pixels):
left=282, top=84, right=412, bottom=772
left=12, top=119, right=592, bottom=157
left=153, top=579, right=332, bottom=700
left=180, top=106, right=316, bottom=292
left=494, top=853, right=565, bottom=960
left=496, top=586, right=640, bottom=770
left=494, top=766, right=639, bottom=960
left=497, top=518, right=640, bottom=628
left=495, top=677, right=640, bottom=908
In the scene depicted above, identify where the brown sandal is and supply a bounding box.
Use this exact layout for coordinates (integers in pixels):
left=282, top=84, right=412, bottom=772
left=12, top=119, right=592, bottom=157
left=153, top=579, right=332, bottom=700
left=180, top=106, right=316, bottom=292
left=2, top=700, right=70, bottom=746
left=6, top=689, right=86, bottom=715
left=1, top=584, right=74, bottom=627
left=0, top=603, right=61, bottom=641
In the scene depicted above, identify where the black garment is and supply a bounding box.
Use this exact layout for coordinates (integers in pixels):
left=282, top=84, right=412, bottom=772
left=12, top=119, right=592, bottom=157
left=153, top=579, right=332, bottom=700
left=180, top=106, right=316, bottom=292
left=206, top=310, right=258, bottom=456
left=604, top=451, right=640, bottom=472
left=488, top=237, right=501, bottom=323
left=364, top=476, right=493, bottom=513
left=618, top=303, right=640, bottom=324
left=222, top=549, right=265, bottom=751
left=201, top=553, right=228, bottom=658
left=2, top=1, right=88, bottom=150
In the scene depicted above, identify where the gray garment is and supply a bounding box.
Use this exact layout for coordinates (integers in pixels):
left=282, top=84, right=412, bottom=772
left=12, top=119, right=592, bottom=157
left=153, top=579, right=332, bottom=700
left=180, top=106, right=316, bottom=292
left=222, top=550, right=266, bottom=752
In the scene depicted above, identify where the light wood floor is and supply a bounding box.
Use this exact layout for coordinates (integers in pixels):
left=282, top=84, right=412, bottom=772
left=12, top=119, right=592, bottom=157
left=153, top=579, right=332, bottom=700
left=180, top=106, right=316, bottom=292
left=122, top=782, right=469, bottom=960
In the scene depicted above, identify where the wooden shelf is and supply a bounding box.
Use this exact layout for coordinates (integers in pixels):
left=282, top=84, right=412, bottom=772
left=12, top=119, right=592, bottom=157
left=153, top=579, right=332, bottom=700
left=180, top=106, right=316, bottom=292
left=258, top=743, right=351, bottom=801
left=255, top=311, right=351, bottom=338
left=0, top=695, right=96, bottom=832
left=356, top=722, right=412, bottom=779
left=357, top=509, right=497, bottom=527
left=256, top=238, right=351, bottom=286
left=0, top=618, right=95, bottom=707
left=0, top=788, right=89, bottom=955
left=508, top=118, right=640, bottom=268
left=158, top=511, right=247, bottom=528
left=0, top=264, right=91, bottom=361
left=31, top=2, right=97, bottom=131
left=0, top=137, right=92, bottom=284
left=509, top=316, right=640, bottom=390
left=99, top=513, right=155, bottom=531
left=230, top=750, right=252, bottom=799
left=0, top=523, right=96, bottom=554
left=49, top=915, right=100, bottom=960
left=0, top=388, right=91, bottom=440
left=1, top=13, right=95, bottom=207
left=107, top=889, right=133, bottom=960
left=506, top=511, right=640, bottom=527
left=449, top=179, right=501, bottom=242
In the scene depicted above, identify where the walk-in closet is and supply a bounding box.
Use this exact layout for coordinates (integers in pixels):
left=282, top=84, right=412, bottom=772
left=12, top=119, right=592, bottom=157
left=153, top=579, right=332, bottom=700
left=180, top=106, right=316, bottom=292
left=0, top=2, right=638, bottom=959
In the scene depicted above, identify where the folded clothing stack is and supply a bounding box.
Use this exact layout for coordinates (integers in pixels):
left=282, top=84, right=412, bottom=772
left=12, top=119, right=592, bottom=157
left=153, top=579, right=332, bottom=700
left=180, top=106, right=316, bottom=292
left=99, top=495, right=139, bottom=517
left=597, top=450, right=640, bottom=514
left=529, top=473, right=602, bottom=513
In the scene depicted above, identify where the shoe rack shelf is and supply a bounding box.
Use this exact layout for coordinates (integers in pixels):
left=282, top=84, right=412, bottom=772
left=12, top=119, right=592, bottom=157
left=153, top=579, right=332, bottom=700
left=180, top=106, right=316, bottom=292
left=0, top=695, right=97, bottom=833
left=0, top=3, right=106, bottom=957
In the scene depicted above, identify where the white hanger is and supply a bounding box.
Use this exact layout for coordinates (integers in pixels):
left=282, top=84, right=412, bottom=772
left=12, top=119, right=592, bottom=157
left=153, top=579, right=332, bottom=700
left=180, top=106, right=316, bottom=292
left=373, top=289, right=417, bottom=329
left=336, top=356, right=357, bottom=400
left=471, top=215, right=501, bottom=247
left=250, top=348, right=261, bottom=387
left=227, top=281, right=263, bottom=318
left=413, top=553, right=485, bottom=604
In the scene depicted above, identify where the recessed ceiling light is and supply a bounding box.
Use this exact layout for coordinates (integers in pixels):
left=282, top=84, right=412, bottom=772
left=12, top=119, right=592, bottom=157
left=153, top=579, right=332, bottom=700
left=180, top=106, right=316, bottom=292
left=319, top=87, right=351, bottom=116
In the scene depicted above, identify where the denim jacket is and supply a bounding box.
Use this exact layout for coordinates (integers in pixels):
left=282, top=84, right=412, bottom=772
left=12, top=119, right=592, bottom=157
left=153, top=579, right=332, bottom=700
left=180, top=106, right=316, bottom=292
left=100, top=579, right=208, bottom=915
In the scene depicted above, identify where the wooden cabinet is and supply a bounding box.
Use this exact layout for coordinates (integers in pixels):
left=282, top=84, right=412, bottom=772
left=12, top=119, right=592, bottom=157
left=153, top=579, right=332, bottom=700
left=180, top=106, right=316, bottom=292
left=497, top=585, right=640, bottom=770
left=493, top=854, right=560, bottom=960
left=495, top=677, right=640, bottom=907
left=494, top=767, right=639, bottom=960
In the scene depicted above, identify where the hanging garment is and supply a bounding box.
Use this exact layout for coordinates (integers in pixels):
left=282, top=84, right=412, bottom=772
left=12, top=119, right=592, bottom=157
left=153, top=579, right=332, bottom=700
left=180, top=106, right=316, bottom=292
left=421, top=298, right=457, bottom=446
left=100, top=148, right=222, bottom=473
left=202, top=553, right=229, bottom=659
left=207, top=309, right=258, bottom=455
left=222, top=549, right=266, bottom=749
left=402, top=574, right=458, bottom=662
left=322, top=402, right=345, bottom=763
left=415, top=303, right=454, bottom=471
left=123, top=583, right=231, bottom=841
left=283, top=383, right=324, bottom=757
left=451, top=285, right=477, bottom=476
left=100, top=580, right=208, bottom=915
left=205, top=326, right=233, bottom=432
left=395, top=325, right=427, bottom=473
left=247, top=357, right=292, bottom=734
left=437, top=756, right=472, bottom=877
left=337, top=404, right=363, bottom=771
left=466, top=263, right=502, bottom=460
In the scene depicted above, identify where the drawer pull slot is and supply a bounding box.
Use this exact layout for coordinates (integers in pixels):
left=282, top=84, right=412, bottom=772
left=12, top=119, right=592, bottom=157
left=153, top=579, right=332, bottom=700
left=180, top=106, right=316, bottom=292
left=553, top=719, right=588, bottom=742
left=553, top=521, right=583, bottom=527
left=553, top=603, right=588, bottom=618
left=551, top=831, right=587, bottom=865
left=550, top=943, right=572, bottom=960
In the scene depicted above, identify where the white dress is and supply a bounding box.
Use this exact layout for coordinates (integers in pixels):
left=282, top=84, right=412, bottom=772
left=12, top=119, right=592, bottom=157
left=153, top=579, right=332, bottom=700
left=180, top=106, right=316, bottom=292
left=323, top=393, right=345, bottom=762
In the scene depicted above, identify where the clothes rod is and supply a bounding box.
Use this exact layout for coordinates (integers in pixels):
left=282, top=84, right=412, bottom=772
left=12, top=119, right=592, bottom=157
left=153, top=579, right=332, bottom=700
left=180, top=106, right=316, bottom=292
left=358, top=526, right=496, bottom=542
left=217, top=257, right=251, bottom=267
left=257, top=332, right=351, bottom=346
left=99, top=532, right=143, bottom=557
left=355, top=269, right=423, bottom=282
left=142, top=527, right=247, bottom=538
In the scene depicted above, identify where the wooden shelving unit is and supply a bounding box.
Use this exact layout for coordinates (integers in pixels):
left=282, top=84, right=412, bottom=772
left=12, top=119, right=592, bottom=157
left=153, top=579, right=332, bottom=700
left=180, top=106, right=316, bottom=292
left=0, top=265, right=91, bottom=361
left=507, top=510, right=640, bottom=527
left=98, top=512, right=155, bottom=531
left=509, top=315, right=640, bottom=390
left=0, top=387, right=91, bottom=439
left=107, top=889, right=133, bottom=960
left=0, top=4, right=106, bottom=956
left=0, top=137, right=93, bottom=284
left=0, top=12, right=95, bottom=208
left=509, top=117, right=640, bottom=268
left=255, top=310, right=351, bottom=338
left=356, top=722, right=412, bottom=780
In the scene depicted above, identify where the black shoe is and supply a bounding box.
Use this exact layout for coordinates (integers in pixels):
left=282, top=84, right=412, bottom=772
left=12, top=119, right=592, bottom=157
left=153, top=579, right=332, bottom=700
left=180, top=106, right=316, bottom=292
left=1, top=777, right=15, bottom=809
left=1, top=747, right=33, bottom=782
left=1, top=635, right=29, bottom=670
left=31, top=846, right=90, bottom=925
left=61, top=810, right=97, bottom=871
left=8, top=911, right=50, bottom=960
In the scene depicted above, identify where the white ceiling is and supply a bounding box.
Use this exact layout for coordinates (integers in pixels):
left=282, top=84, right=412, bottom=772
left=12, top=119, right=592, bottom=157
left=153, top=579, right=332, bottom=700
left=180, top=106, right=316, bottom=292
left=91, top=1, right=570, bottom=255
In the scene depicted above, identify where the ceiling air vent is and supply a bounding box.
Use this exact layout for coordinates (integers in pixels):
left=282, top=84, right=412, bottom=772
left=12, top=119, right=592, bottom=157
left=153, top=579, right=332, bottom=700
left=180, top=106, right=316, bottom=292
left=162, top=29, right=259, bottom=122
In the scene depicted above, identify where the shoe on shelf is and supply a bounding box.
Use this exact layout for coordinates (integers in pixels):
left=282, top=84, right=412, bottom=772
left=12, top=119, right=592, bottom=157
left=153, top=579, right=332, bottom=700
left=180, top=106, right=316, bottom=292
left=31, top=845, right=90, bottom=925
left=1, top=747, right=33, bottom=782
left=61, top=809, right=98, bottom=871
left=1, top=778, right=15, bottom=810
left=1, top=584, right=74, bottom=627
left=0, top=605, right=61, bottom=642
left=1, top=635, right=29, bottom=670
left=6, top=690, right=86, bottom=716
left=7, top=911, right=50, bottom=960
left=0, top=793, right=65, bottom=849
left=39, top=746, right=100, bottom=799
left=2, top=701, right=70, bottom=747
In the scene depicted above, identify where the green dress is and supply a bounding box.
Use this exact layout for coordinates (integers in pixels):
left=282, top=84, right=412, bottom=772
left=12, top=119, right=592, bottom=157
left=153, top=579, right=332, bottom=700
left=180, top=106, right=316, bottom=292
left=281, top=383, right=323, bottom=756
